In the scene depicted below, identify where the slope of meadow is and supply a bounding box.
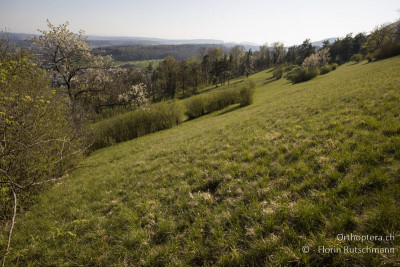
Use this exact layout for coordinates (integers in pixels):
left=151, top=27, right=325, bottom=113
left=5, top=57, right=400, bottom=265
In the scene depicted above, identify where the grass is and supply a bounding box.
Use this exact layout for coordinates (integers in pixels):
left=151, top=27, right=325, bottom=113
left=2, top=57, right=400, bottom=266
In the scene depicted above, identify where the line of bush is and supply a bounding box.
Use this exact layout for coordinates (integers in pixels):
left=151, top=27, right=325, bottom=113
left=286, top=63, right=338, bottom=83
left=88, top=80, right=255, bottom=150
left=287, top=67, right=320, bottom=83
left=88, top=101, right=185, bottom=150
left=184, top=80, right=255, bottom=119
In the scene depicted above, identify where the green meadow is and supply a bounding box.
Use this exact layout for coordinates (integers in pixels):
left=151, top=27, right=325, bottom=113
left=4, top=57, right=400, bottom=265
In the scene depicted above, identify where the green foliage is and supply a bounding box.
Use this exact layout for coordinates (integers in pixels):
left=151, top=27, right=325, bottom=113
left=287, top=67, right=319, bottom=83
left=375, top=42, right=400, bottom=59
left=365, top=53, right=374, bottom=62
left=363, top=23, right=400, bottom=60
left=330, top=33, right=367, bottom=63
left=273, top=67, right=283, bottom=79
left=184, top=89, right=239, bottom=119
left=330, top=63, right=338, bottom=70
left=350, top=53, right=363, bottom=63
left=184, top=80, right=255, bottom=119
left=239, top=79, right=255, bottom=106
left=89, top=79, right=255, bottom=151
left=0, top=48, right=80, bottom=230
left=319, top=65, right=332, bottom=75
left=89, top=101, right=185, bottom=150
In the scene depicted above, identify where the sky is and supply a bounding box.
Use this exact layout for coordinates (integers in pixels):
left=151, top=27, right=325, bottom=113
left=1, top=0, right=399, bottom=46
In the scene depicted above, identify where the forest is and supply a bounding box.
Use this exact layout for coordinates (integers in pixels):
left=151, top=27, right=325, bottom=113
left=94, top=44, right=230, bottom=61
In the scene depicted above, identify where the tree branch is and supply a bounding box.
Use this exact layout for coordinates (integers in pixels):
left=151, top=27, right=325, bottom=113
left=1, top=187, right=17, bottom=267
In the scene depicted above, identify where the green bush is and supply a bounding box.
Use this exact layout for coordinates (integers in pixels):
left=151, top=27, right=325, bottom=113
left=273, top=67, right=283, bottom=79
left=375, top=43, right=400, bottom=59
left=185, top=80, right=255, bottom=119
left=330, top=63, right=338, bottom=70
left=287, top=67, right=319, bottom=84
left=319, top=65, right=332, bottom=75
left=89, top=80, right=256, bottom=150
left=89, top=101, right=185, bottom=150
left=239, top=80, right=255, bottom=106
left=350, top=54, right=363, bottom=63
left=0, top=49, right=81, bottom=228
left=365, top=54, right=374, bottom=62
left=184, top=96, right=209, bottom=119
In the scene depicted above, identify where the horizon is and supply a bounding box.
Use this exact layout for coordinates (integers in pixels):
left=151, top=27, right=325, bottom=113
left=7, top=32, right=339, bottom=47
left=1, top=0, right=399, bottom=46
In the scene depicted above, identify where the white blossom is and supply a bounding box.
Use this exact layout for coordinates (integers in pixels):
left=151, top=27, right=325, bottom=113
left=118, top=83, right=148, bottom=108
left=302, top=48, right=331, bottom=69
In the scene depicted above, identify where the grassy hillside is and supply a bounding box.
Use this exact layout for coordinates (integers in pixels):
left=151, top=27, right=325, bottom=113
left=4, top=57, right=400, bottom=265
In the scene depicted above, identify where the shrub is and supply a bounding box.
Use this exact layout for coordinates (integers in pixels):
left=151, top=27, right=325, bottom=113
left=365, top=54, right=374, bottom=62
left=273, top=67, right=283, bottom=79
left=185, top=95, right=209, bottom=119
left=239, top=80, right=255, bottom=106
left=364, top=23, right=400, bottom=60
left=185, top=80, right=255, bottom=119
left=89, top=80, right=256, bottom=150
left=302, top=53, right=319, bottom=69
left=185, top=90, right=238, bottom=119
left=374, top=43, right=400, bottom=59
left=350, top=54, right=363, bottom=63
left=330, top=63, right=338, bottom=70
left=0, top=46, right=82, bottom=262
left=302, top=48, right=331, bottom=69
left=319, top=65, right=332, bottom=75
left=89, top=101, right=185, bottom=150
left=287, top=67, right=319, bottom=84
left=0, top=52, right=81, bottom=197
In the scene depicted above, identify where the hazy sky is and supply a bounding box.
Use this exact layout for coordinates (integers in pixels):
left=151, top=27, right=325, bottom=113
left=1, top=0, right=399, bottom=45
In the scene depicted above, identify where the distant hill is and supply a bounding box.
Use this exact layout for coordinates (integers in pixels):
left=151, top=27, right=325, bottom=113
left=86, top=36, right=260, bottom=51
left=86, top=35, right=225, bottom=47
left=5, top=32, right=259, bottom=50
left=312, top=37, right=338, bottom=48
left=94, top=44, right=231, bottom=61
left=4, top=32, right=337, bottom=60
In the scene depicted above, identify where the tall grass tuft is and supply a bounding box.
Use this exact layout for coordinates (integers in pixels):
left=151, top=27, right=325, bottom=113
left=89, top=101, right=185, bottom=150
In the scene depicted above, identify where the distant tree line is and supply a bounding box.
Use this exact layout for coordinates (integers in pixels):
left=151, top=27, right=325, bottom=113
left=94, top=44, right=230, bottom=61
left=135, top=43, right=288, bottom=100
left=133, top=18, right=400, bottom=98
left=83, top=19, right=400, bottom=105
